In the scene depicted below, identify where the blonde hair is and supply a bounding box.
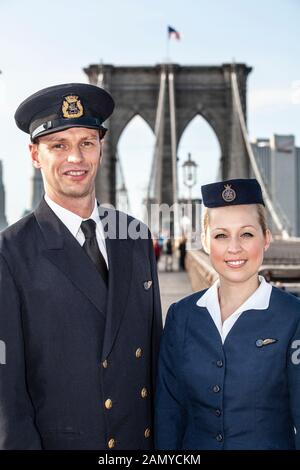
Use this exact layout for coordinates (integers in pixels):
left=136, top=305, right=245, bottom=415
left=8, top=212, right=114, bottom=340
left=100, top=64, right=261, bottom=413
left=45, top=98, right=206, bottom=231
left=201, top=203, right=269, bottom=251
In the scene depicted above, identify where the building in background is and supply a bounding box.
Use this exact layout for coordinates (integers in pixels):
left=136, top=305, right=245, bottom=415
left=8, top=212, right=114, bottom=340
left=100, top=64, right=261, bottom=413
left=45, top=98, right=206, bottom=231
left=252, top=134, right=300, bottom=237
left=30, top=168, right=44, bottom=210
left=0, top=161, right=8, bottom=230
left=22, top=168, right=44, bottom=218
left=297, top=145, right=300, bottom=237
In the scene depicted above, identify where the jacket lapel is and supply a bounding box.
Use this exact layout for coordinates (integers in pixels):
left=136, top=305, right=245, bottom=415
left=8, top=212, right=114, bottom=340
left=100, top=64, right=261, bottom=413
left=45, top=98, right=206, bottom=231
left=34, top=199, right=108, bottom=317
left=99, top=207, right=133, bottom=360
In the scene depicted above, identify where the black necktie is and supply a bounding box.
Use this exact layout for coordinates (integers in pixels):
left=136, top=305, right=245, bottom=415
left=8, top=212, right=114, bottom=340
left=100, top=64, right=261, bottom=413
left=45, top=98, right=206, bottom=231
left=81, top=219, right=108, bottom=285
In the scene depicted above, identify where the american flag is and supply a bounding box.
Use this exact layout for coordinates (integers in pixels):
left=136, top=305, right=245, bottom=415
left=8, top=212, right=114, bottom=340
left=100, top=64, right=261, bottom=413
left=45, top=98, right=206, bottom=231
left=168, top=26, right=181, bottom=40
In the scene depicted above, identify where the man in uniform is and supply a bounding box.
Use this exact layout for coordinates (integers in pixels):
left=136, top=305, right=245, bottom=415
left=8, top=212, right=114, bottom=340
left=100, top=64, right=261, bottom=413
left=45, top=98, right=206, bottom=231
left=0, top=83, right=162, bottom=449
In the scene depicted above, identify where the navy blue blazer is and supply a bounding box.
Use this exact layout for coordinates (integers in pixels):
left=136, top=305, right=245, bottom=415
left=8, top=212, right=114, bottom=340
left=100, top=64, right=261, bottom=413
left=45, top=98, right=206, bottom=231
left=0, top=199, right=162, bottom=449
left=155, top=287, right=300, bottom=450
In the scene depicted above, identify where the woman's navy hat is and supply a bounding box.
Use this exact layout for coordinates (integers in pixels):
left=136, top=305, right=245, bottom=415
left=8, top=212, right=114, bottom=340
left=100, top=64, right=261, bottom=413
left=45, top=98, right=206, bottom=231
left=14, top=83, right=115, bottom=141
left=201, top=178, right=265, bottom=208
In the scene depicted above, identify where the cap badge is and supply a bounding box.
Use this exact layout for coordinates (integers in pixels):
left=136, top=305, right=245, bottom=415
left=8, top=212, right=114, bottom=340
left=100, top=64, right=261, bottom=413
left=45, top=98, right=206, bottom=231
left=222, top=184, right=236, bottom=203
left=62, top=95, right=84, bottom=119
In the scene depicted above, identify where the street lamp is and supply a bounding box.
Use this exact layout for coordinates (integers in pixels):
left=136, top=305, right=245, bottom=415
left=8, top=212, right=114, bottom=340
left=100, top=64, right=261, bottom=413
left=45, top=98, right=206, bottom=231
left=182, top=153, right=198, bottom=244
left=182, top=152, right=198, bottom=203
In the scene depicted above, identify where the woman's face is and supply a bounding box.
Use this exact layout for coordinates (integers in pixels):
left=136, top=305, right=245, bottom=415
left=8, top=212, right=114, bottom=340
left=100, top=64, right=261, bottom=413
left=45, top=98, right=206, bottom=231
left=204, top=204, right=271, bottom=286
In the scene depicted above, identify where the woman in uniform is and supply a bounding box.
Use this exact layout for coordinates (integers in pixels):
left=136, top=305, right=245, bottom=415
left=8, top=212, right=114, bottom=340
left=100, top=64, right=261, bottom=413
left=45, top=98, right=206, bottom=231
left=155, top=178, right=300, bottom=450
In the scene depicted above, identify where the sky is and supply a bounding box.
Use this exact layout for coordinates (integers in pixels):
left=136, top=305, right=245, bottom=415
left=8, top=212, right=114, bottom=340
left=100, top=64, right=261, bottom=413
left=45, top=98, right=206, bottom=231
left=0, top=0, right=299, bottom=223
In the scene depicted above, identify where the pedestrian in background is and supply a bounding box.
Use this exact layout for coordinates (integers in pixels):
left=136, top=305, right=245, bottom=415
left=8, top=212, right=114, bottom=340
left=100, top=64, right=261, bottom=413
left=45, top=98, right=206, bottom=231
left=178, top=236, right=187, bottom=271
left=165, top=237, right=174, bottom=272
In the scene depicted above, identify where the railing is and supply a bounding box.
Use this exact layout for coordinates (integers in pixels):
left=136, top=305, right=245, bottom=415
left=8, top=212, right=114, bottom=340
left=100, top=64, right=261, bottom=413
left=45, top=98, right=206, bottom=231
left=185, top=250, right=218, bottom=291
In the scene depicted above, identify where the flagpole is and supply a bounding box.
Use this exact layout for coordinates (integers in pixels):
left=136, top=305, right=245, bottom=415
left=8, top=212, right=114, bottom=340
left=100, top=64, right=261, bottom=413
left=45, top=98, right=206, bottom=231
left=166, top=32, right=170, bottom=63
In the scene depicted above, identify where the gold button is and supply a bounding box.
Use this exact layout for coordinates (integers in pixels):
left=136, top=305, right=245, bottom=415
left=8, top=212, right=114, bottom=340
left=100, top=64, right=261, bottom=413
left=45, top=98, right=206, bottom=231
left=108, top=438, right=115, bottom=449
left=141, top=387, right=148, bottom=398
left=144, top=428, right=151, bottom=438
left=135, top=348, right=142, bottom=358
left=102, top=360, right=108, bottom=369
left=104, top=399, right=113, bottom=409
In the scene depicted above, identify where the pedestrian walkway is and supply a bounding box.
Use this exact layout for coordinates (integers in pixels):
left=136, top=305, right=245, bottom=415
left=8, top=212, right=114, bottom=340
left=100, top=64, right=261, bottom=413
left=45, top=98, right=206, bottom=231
left=157, top=255, right=192, bottom=324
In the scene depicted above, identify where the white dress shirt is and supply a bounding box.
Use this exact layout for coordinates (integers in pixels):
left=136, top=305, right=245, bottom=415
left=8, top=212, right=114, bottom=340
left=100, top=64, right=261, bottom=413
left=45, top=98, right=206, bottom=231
left=196, top=276, right=272, bottom=343
left=44, top=195, right=109, bottom=268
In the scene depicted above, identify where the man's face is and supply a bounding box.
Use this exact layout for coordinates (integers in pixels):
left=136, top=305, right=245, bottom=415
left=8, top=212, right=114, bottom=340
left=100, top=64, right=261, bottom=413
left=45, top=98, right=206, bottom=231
left=29, top=127, right=102, bottom=204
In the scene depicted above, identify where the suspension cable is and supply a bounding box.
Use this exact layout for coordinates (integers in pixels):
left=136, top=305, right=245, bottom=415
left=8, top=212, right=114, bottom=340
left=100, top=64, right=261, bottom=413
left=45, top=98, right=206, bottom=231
left=147, top=70, right=166, bottom=202
left=231, top=68, right=289, bottom=239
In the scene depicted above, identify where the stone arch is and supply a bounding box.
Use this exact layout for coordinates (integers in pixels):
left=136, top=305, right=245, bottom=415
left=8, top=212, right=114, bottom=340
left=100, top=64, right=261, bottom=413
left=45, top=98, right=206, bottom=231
left=178, top=109, right=224, bottom=162
left=177, top=113, right=222, bottom=198
left=117, top=114, right=155, bottom=218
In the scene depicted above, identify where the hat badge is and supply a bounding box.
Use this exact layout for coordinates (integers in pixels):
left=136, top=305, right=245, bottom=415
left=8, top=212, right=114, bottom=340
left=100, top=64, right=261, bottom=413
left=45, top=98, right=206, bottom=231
left=222, top=184, right=236, bottom=203
left=62, top=95, right=84, bottom=119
